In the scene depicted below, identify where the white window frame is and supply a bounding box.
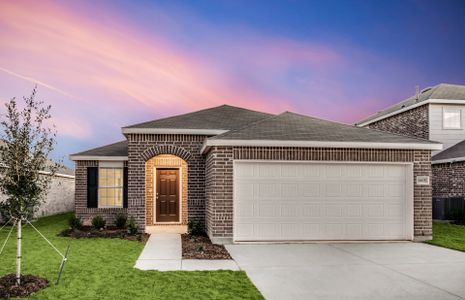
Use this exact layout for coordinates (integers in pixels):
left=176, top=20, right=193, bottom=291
left=98, top=161, right=124, bottom=208
left=443, top=108, right=462, bottom=129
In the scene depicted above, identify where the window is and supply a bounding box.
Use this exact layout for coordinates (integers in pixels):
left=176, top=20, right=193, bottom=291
left=98, top=167, right=123, bottom=208
left=443, top=108, right=462, bottom=129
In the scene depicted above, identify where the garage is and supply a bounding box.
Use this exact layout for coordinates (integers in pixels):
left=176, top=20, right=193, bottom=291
left=234, top=161, right=414, bottom=242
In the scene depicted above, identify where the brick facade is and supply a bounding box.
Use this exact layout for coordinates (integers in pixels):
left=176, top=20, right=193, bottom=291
left=75, top=160, right=128, bottom=224
left=432, top=162, right=465, bottom=198
left=205, top=146, right=433, bottom=242
left=75, top=136, right=433, bottom=242
left=367, top=105, right=429, bottom=140
left=127, top=134, right=207, bottom=231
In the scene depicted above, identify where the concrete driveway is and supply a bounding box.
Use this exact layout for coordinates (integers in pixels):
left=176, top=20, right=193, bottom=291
left=226, top=243, right=465, bottom=300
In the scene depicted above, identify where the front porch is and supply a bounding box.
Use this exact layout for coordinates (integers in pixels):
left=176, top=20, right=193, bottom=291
left=145, top=154, right=188, bottom=228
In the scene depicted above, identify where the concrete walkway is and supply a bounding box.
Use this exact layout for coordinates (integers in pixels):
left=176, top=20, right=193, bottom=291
left=134, top=233, right=239, bottom=271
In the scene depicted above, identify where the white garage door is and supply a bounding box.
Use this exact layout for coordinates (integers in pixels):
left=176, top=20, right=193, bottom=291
left=234, top=161, right=413, bottom=241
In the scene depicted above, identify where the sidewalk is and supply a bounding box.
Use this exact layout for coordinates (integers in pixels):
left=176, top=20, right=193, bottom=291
left=134, top=233, right=239, bottom=271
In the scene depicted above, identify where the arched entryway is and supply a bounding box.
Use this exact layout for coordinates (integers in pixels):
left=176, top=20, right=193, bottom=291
left=145, top=154, right=188, bottom=225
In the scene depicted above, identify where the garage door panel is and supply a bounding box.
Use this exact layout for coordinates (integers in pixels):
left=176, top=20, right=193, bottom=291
left=234, top=162, right=411, bottom=241
left=386, top=183, right=404, bottom=197
left=303, top=204, right=321, bottom=217
left=258, top=164, right=280, bottom=177
left=301, top=183, right=320, bottom=197
left=325, top=165, right=343, bottom=177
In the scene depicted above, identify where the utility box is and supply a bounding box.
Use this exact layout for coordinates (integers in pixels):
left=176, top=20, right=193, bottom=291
left=433, top=197, right=465, bottom=220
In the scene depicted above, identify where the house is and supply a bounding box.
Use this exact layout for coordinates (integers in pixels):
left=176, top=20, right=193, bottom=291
left=70, top=105, right=441, bottom=243
left=356, top=83, right=465, bottom=212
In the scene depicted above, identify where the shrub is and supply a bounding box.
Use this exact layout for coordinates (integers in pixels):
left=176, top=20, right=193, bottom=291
left=127, top=217, right=138, bottom=235
left=68, top=214, right=83, bottom=230
left=91, top=215, right=106, bottom=230
left=114, top=213, right=127, bottom=229
left=188, top=220, right=205, bottom=236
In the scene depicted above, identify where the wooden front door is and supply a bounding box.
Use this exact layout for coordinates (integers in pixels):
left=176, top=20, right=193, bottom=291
left=156, top=169, right=179, bottom=222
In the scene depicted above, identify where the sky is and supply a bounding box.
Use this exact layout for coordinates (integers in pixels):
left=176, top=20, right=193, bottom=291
left=0, top=0, right=464, bottom=167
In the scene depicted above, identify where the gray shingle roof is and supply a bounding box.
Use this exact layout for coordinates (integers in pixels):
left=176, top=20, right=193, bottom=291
left=357, top=83, right=465, bottom=125
left=123, top=105, right=273, bottom=130
left=210, top=111, right=440, bottom=145
left=71, top=141, right=128, bottom=157
left=432, top=139, right=465, bottom=162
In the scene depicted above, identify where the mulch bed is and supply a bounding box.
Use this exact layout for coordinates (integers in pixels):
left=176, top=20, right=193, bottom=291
left=58, top=226, right=149, bottom=242
left=0, top=274, right=49, bottom=299
left=181, top=234, right=231, bottom=259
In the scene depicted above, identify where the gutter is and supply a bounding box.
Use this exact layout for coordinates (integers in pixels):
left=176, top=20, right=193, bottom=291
left=200, top=139, right=443, bottom=154
left=432, top=157, right=465, bottom=165
left=69, top=155, right=128, bottom=161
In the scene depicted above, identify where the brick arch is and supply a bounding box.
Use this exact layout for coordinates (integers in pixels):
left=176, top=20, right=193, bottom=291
left=140, top=145, right=192, bottom=162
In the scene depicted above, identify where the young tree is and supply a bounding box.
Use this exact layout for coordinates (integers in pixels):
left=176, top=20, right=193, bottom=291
left=0, top=87, right=59, bottom=285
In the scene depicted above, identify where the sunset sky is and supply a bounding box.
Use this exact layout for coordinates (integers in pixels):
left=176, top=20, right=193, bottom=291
left=0, top=0, right=464, bottom=167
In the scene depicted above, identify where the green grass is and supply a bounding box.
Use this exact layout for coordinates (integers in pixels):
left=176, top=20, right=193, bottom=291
left=0, top=213, right=263, bottom=299
left=427, top=222, right=465, bottom=252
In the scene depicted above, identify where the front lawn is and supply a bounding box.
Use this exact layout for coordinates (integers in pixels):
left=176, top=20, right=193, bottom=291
left=427, top=222, right=465, bottom=252
left=0, top=213, right=262, bottom=299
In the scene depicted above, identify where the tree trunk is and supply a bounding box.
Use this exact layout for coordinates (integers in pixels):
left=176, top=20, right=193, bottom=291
left=16, top=219, right=21, bottom=285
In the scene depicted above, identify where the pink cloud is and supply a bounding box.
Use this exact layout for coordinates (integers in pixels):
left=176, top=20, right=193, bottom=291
left=0, top=0, right=293, bottom=118
left=0, top=0, right=418, bottom=142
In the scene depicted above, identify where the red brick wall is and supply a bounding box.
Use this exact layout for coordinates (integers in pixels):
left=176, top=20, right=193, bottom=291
left=367, top=105, right=429, bottom=140
left=126, top=134, right=207, bottom=230
left=205, top=147, right=234, bottom=239
left=432, top=162, right=465, bottom=198
left=205, top=147, right=433, bottom=241
left=75, top=160, right=128, bottom=225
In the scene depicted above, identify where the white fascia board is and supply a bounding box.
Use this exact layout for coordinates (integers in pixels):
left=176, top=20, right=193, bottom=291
left=69, top=155, right=128, bottom=161
left=429, top=99, right=465, bottom=105
left=432, top=157, right=465, bottom=164
left=201, top=139, right=443, bottom=154
left=357, top=99, right=465, bottom=127
left=121, top=127, right=228, bottom=135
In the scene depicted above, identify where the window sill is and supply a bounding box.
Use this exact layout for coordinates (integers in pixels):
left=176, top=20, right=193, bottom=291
left=96, top=206, right=125, bottom=209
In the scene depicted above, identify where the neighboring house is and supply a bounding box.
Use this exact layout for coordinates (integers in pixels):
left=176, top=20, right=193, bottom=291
left=0, top=164, right=75, bottom=221
left=70, top=105, right=440, bottom=244
left=356, top=83, right=465, bottom=212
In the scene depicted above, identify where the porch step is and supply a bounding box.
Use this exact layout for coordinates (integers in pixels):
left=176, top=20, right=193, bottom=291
left=145, top=225, right=187, bottom=234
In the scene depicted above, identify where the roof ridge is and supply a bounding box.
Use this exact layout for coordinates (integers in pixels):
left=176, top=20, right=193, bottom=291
left=282, top=111, right=357, bottom=127
left=122, top=106, right=224, bottom=129
left=210, top=112, right=281, bottom=140
left=122, top=104, right=273, bottom=129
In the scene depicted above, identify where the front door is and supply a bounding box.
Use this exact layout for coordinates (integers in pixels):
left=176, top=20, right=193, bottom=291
left=156, top=169, right=179, bottom=222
